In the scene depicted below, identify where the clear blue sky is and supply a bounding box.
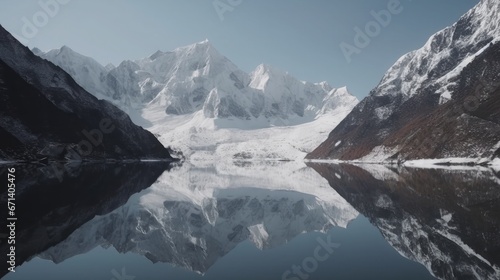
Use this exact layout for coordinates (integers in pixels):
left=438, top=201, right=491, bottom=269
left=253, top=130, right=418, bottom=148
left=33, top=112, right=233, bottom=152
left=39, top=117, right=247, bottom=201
left=0, top=0, right=479, bottom=99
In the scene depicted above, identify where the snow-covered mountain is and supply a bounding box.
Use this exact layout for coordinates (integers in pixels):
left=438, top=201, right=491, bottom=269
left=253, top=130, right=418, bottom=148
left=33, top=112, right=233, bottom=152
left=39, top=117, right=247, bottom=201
left=37, top=41, right=356, bottom=122
left=36, top=41, right=358, bottom=160
left=38, top=161, right=358, bottom=274
left=33, top=46, right=110, bottom=100
left=308, top=0, right=500, bottom=163
left=373, top=0, right=500, bottom=103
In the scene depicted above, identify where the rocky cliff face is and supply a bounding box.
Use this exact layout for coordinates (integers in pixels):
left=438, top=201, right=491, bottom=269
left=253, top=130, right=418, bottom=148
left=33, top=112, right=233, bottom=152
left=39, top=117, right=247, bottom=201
left=0, top=25, right=172, bottom=161
left=307, top=0, right=500, bottom=162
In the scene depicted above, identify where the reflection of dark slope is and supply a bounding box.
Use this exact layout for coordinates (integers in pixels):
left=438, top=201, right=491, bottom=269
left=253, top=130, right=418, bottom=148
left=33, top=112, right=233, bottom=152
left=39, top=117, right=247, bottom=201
left=0, top=163, right=173, bottom=277
left=308, top=163, right=500, bottom=280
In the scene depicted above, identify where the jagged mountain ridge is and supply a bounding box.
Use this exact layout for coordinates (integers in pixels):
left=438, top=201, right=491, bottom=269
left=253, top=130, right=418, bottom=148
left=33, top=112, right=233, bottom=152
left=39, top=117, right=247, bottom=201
left=307, top=0, right=500, bottom=162
left=373, top=0, right=500, bottom=102
left=32, top=46, right=110, bottom=101
left=36, top=40, right=358, bottom=125
left=0, top=25, right=172, bottom=161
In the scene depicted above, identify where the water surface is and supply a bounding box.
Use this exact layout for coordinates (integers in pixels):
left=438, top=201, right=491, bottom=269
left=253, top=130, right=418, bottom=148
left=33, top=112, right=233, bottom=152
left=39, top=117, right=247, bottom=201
left=1, top=161, right=499, bottom=280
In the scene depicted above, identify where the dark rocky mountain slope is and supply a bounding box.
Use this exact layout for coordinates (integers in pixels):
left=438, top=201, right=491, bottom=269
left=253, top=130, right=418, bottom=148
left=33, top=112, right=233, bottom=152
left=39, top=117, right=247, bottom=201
left=308, top=0, right=500, bottom=162
left=0, top=25, right=172, bottom=161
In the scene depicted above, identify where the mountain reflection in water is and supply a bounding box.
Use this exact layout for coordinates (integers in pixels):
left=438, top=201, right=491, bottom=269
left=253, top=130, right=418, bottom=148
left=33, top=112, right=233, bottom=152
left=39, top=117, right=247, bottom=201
left=1, top=161, right=499, bottom=280
left=308, top=163, right=500, bottom=280
left=0, top=161, right=176, bottom=278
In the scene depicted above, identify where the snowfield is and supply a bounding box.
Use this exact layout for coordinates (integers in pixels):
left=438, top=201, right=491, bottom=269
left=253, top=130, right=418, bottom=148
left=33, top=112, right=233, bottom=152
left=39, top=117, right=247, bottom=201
left=142, top=104, right=355, bottom=162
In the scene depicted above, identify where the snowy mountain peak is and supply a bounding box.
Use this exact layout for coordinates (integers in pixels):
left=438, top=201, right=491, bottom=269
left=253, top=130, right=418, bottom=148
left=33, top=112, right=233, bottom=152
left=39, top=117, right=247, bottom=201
left=104, top=63, right=115, bottom=71
left=326, top=86, right=355, bottom=102
left=34, top=39, right=358, bottom=133
left=117, top=59, right=140, bottom=70
left=35, top=45, right=110, bottom=99
left=59, top=44, right=72, bottom=52
left=48, top=45, right=81, bottom=58
left=253, top=63, right=287, bottom=75
left=333, top=86, right=349, bottom=95
left=174, top=39, right=220, bottom=58
left=315, top=81, right=334, bottom=93
left=249, top=64, right=292, bottom=89
left=41, top=45, right=103, bottom=68
left=149, top=50, right=165, bottom=60
left=373, top=0, right=500, bottom=100
left=197, top=38, right=212, bottom=46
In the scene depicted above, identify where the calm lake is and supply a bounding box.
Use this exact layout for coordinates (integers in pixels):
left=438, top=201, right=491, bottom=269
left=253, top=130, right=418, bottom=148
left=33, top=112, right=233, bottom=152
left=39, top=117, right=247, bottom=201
left=1, top=161, right=499, bottom=280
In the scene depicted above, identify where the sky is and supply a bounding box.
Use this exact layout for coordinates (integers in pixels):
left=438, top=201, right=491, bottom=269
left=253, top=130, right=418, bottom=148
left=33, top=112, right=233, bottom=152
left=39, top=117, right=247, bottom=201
left=0, top=0, right=479, bottom=99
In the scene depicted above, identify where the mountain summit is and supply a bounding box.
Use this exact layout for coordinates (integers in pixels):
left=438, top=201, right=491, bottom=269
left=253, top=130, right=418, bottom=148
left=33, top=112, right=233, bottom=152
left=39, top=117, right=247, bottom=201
left=308, top=0, right=500, bottom=163
left=36, top=41, right=357, bottom=126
